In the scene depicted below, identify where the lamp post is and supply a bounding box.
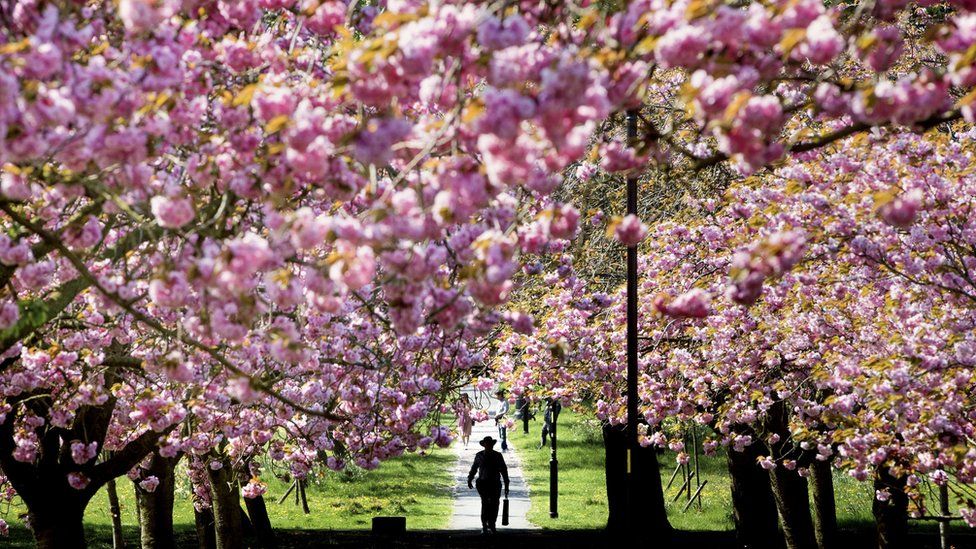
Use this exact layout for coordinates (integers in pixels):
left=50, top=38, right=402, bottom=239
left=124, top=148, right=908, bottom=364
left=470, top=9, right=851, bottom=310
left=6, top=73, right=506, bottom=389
left=549, top=398, right=561, bottom=518
left=625, top=108, right=640, bottom=532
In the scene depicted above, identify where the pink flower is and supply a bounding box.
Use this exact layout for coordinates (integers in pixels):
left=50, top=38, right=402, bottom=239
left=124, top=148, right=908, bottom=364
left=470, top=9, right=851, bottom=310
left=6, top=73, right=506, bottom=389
left=547, top=204, right=580, bottom=241
left=139, top=476, right=160, bottom=492
left=329, top=241, right=375, bottom=291
left=67, top=472, right=90, bottom=490
left=798, top=15, right=844, bottom=65
left=0, top=518, right=7, bottom=536
left=758, top=456, right=777, bottom=470
left=64, top=216, right=102, bottom=249
left=353, top=118, right=412, bottom=166
left=655, top=26, right=709, bottom=68
left=614, top=214, right=647, bottom=247
left=242, top=479, right=268, bottom=499
left=70, top=440, right=98, bottom=465
left=477, top=14, right=530, bottom=50
left=0, top=301, right=19, bottom=331
left=879, top=189, right=923, bottom=228
left=119, top=0, right=169, bottom=34
left=150, top=196, right=195, bottom=229
left=0, top=171, right=31, bottom=201
left=653, top=289, right=711, bottom=319
left=504, top=311, right=535, bottom=335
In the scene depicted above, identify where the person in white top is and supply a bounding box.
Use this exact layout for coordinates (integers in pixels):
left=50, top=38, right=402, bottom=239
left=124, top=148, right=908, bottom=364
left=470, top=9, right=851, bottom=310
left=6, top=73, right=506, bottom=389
left=491, top=389, right=510, bottom=451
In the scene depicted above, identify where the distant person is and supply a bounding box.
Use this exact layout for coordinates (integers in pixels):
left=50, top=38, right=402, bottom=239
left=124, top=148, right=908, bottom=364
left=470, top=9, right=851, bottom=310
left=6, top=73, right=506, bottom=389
left=515, top=394, right=534, bottom=434
left=491, top=389, right=510, bottom=451
left=454, top=393, right=474, bottom=447
left=467, top=436, right=510, bottom=534
left=538, top=398, right=561, bottom=449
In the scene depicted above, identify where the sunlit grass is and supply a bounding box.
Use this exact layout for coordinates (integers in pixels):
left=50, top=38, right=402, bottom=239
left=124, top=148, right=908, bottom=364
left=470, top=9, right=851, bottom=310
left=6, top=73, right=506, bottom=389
left=4, top=445, right=455, bottom=545
left=512, top=410, right=884, bottom=533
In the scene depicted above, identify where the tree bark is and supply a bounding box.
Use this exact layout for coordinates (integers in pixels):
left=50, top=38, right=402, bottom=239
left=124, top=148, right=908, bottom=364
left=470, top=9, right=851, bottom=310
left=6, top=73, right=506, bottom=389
left=135, top=454, right=180, bottom=549
left=107, top=478, right=126, bottom=549
left=765, top=401, right=817, bottom=549
left=809, top=459, right=838, bottom=549
left=208, top=463, right=244, bottom=549
left=194, top=506, right=217, bottom=549
left=603, top=423, right=626, bottom=532
left=727, top=441, right=782, bottom=548
left=243, top=493, right=275, bottom=547
left=873, top=467, right=909, bottom=549
left=28, top=497, right=87, bottom=549
left=602, top=422, right=672, bottom=538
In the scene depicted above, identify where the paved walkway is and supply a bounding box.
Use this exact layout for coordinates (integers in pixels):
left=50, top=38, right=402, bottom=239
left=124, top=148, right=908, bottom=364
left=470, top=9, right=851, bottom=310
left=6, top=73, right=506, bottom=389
left=448, top=390, right=536, bottom=531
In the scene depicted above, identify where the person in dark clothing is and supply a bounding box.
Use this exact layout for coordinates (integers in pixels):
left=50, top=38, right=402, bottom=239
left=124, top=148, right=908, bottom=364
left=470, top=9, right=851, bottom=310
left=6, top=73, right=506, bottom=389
left=467, top=436, right=510, bottom=534
left=538, top=398, right=561, bottom=449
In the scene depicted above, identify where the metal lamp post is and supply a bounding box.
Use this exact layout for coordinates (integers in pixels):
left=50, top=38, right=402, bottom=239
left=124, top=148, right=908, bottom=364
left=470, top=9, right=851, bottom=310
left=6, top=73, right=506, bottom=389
left=546, top=399, right=561, bottom=519
left=549, top=402, right=558, bottom=519
left=625, top=109, right=640, bottom=531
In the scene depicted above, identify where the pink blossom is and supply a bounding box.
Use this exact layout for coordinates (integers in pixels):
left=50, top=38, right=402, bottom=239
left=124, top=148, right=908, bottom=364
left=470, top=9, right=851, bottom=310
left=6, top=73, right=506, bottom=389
left=504, top=311, right=535, bottom=335
left=614, top=215, right=647, bottom=247
left=797, top=16, right=844, bottom=65
left=0, top=302, right=19, bottom=331
left=0, top=171, right=31, bottom=201
left=67, top=472, right=90, bottom=490
left=70, top=441, right=98, bottom=465
left=139, top=476, right=160, bottom=492
left=241, top=479, right=267, bottom=499
left=119, top=0, right=170, bottom=34
left=879, top=189, right=923, bottom=228
left=151, top=196, right=195, bottom=229
left=653, top=289, right=711, bottom=319
left=329, top=241, right=375, bottom=291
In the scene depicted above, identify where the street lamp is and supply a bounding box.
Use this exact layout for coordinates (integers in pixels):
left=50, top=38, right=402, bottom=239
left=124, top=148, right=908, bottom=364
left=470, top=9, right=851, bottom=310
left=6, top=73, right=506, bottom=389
left=625, top=109, right=640, bottom=531
left=548, top=398, right=561, bottom=518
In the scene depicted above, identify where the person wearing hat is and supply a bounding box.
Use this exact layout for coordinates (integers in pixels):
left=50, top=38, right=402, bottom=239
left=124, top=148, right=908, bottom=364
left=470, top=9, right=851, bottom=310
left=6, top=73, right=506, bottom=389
left=467, top=435, right=510, bottom=534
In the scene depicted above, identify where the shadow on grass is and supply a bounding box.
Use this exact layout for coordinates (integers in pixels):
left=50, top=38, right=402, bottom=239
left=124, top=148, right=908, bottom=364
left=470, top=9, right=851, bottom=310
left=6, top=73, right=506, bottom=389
left=8, top=523, right=976, bottom=549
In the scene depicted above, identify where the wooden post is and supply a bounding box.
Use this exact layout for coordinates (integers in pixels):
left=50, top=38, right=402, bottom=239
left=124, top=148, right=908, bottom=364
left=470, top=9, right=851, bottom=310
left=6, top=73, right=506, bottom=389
left=939, top=484, right=950, bottom=549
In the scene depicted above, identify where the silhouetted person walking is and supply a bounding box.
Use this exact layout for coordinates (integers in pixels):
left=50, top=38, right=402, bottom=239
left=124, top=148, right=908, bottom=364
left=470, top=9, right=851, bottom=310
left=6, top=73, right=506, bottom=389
left=538, top=398, right=561, bottom=449
left=467, top=436, right=510, bottom=534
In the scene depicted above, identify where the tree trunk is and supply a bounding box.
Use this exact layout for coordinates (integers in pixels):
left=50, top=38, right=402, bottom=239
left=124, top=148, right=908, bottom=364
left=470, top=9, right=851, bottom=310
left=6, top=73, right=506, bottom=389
left=208, top=463, right=244, bottom=549
left=768, top=466, right=816, bottom=549
left=135, top=454, right=179, bottom=549
left=603, top=423, right=627, bottom=532
left=194, top=506, right=217, bottom=549
left=28, top=498, right=88, bottom=549
left=107, top=478, right=127, bottom=549
left=727, top=442, right=782, bottom=548
left=298, top=479, right=310, bottom=515
left=873, top=467, right=909, bottom=549
left=602, top=422, right=671, bottom=538
left=765, top=401, right=817, bottom=549
left=809, top=459, right=838, bottom=549
left=243, top=494, right=276, bottom=547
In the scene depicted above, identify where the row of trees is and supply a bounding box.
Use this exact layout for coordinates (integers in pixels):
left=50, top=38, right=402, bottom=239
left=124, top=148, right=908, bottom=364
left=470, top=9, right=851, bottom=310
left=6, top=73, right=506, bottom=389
left=1, top=0, right=975, bottom=547
left=499, top=127, right=976, bottom=548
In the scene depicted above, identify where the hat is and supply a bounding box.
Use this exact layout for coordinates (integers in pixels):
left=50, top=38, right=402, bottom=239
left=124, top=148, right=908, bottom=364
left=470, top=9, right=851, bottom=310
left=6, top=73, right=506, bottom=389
left=479, top=436, right=497, bottom=448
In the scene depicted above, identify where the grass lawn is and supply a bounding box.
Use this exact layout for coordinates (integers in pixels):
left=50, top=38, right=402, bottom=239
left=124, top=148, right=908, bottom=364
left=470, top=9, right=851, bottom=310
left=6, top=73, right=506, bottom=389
left=3, top=445, right=455, bottom=546
left=511, top=409, right=884, bottom=532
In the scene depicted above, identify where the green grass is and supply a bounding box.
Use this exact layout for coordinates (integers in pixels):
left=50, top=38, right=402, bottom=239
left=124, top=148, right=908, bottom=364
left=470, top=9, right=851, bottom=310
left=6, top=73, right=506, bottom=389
left=511, top=410, right=882, bottom=532
left=4, top=445, right=455, bottom=545
left=510, top=412, right=610, bottom=529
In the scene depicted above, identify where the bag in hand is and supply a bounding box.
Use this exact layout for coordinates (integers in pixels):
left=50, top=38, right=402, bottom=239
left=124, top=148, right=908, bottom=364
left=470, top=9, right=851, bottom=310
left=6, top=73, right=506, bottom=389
left=502, top=497, right=509, bottom=526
